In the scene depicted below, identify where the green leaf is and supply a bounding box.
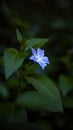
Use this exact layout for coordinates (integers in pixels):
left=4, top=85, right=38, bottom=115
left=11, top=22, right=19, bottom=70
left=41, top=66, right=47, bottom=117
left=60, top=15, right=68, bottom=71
left=63, top=97, right=73, bottom=108
left=25, top=64, right=36, bottom=75
left=8, top=106, right=27, bottom=124
left=25, top=75, right=63, bottom=112
left=16, top=91, right=56, bottom=111
left=0, top=103, right=27, bottom=124
left=25, top=38, right=49, bottom=51
left=4, top=48, right=25, bottom=79
left=59, top=75, right=73, bottom=96
left=16, top=29, right=22, bottom=42
left=0, top=83, right=9, bottom=99
left=5, top=77, right=26, bottom=89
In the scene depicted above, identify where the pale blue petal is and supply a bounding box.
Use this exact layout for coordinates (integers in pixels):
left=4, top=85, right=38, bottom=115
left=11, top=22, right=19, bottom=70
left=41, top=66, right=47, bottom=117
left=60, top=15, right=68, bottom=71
left=31, top=47, right=37, bottom=57
left=38, top=61, right=47, bottom=69
left=41, top=57, right=50, bottom=64
left=37, top=48, right=44, bottom=58
left=29, top=55, right=35, bottom=61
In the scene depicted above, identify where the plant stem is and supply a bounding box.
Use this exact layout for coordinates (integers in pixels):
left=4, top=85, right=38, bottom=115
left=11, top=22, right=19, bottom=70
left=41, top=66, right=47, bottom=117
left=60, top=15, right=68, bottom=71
left=18, top=66, right=23, bottom=95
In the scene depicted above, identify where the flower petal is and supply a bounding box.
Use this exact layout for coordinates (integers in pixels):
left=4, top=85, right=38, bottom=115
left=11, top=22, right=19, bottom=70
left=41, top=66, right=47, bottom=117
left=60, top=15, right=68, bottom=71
left=37, top=48, right=44, bottom=58
left=41, top=57, right=50, bottom=64
left=38, top=61, right=47, bottom=69
left=29, top=55, right=35, bottom=61
left=31, top=47, right=37, bottom=57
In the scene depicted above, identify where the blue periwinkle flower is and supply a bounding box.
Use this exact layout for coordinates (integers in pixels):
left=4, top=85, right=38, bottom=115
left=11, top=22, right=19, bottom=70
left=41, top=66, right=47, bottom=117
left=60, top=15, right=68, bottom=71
left=29, top=48, right=50, bottom=69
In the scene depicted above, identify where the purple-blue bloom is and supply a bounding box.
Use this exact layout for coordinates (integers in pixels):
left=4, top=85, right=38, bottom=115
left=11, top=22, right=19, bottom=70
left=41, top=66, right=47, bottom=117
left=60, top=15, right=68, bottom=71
left=29, top=47, right=50, bottom=69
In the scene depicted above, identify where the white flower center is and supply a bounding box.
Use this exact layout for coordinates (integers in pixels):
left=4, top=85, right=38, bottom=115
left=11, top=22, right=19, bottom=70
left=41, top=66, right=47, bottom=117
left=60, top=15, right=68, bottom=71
left=35, top=56, right=42, bottom=62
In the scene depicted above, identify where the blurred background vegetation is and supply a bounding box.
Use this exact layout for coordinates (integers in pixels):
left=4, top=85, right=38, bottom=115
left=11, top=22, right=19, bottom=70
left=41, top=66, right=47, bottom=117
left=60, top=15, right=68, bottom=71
left=1, top=0, right=73, bottom=129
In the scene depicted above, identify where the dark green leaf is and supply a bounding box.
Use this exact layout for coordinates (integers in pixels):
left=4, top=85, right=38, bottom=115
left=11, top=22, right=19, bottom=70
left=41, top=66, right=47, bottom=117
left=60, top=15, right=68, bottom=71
left=5, top=77, right=26, bottom=89
left=0, top=83, right=9, bottom=99
left=16, top=29, right=22, bottom=42
left=0, top=103, right=27, bottom=124
left=8, top=106, right=27, bottom=124
left=25, top=38, right=49, bottom=51
left=25, top=64, right=36, bottom=75
left=4, top=48, right=25, bottom=79
left=59, top=75, right=73, bottom=96
left=25, top=75, right=63, bottom=112
left=63, top=97, right=73, bottom=108
left=16, top=91, right=57, bottom=111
